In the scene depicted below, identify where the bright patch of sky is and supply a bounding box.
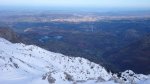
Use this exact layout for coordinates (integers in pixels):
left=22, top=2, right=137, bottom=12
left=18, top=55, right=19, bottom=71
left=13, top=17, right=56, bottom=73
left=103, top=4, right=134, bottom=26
left=0, top=0, right=150, bottom=9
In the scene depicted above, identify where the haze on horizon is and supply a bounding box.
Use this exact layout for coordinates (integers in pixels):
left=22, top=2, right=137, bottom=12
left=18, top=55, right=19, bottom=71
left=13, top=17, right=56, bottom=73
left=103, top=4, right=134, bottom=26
left=0, top=0, right=150, bottom=9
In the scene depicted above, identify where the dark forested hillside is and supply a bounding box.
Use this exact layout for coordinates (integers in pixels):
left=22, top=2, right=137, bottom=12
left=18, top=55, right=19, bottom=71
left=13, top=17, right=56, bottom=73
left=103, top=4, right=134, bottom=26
left=103, top=35, right=150, bottom=74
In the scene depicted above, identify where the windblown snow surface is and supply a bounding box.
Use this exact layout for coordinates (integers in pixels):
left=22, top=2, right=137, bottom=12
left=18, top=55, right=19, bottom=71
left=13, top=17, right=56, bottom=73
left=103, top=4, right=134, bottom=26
left=0, top=37, right=149, bottom=84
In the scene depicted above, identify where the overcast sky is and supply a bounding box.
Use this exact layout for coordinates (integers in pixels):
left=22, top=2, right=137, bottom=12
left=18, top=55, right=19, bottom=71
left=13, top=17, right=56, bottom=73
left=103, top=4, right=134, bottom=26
left=0, top=0, right=150, bottom=9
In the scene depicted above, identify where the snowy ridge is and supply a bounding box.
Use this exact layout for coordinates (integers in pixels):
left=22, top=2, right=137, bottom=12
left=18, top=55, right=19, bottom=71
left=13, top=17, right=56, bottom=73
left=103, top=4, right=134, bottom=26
left=0, top=37, right=149, bottom=84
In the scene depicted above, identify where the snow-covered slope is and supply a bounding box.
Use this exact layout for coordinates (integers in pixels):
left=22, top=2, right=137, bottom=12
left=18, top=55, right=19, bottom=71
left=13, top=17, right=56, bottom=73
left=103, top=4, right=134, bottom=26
left=0, top=37, right=149, bottom=84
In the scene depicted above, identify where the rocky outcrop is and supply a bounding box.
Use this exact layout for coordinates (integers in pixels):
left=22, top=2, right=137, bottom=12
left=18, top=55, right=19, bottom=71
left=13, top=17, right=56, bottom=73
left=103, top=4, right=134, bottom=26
left=0, top=27, right=21, bottom=43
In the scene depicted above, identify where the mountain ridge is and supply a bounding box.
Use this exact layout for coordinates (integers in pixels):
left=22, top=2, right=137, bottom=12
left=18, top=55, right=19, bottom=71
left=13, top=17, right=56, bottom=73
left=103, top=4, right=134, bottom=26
left=0, top=37, right=150, bottom=84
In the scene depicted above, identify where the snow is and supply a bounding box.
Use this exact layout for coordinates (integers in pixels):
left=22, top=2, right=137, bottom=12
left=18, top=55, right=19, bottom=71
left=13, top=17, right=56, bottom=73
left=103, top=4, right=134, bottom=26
left=0, top=37, right=149, bottom=84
